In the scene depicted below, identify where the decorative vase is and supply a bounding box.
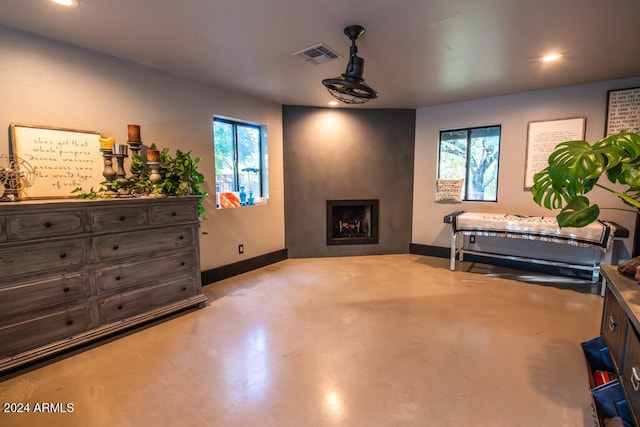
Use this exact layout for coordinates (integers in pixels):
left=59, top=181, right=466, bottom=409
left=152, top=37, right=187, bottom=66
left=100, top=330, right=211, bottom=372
left=239, top=186, right=247, bottom=206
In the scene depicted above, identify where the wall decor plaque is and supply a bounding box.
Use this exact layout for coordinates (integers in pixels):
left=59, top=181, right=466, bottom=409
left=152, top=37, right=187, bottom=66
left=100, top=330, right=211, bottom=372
left=9, top=123, right=103, bottom=199
left=606, top=87, right=640, bottom=136
left=523, top=117, right=586, bottom=189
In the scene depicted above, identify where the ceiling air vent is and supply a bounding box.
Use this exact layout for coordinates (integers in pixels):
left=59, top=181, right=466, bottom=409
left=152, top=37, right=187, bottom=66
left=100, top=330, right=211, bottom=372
left=292, top=43, right=341, bottom=65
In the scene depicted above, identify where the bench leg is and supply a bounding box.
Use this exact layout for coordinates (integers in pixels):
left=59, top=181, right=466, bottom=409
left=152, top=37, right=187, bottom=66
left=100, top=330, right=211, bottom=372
left=450, top=231, right=456, bottom=270
left=603, top=245, right=613, bottom=266
left=592, top=250, right=604, bottom=283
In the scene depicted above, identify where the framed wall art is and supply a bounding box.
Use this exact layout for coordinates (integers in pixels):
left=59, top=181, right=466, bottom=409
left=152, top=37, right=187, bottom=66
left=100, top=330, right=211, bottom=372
left=606, top=87, right=640, bottom=136
left=9, top=123, right=103, bottom=199
left=608, top=88, right=640, bottom=257
left=523, top=117, right=586, bottom=189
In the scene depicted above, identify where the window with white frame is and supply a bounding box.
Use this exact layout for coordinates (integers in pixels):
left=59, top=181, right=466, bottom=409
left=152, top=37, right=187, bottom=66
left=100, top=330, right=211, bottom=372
left=437, top=125, right=501, bottom=202
left=213, top=117, right=268, bottom=208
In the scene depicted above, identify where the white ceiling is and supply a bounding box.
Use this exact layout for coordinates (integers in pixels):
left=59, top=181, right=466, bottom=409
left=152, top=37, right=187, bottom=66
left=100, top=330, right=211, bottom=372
left=1, top=0, right=639, bottom=109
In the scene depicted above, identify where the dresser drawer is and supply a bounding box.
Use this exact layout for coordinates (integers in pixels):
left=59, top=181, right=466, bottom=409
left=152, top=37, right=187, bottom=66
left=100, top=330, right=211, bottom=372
left=6, top=211, right=84, bottom=240
left=92, top=225, right=195, bottom=262
left=0, top=273, right=90, bottom=320
left=0, top=239, right=86, bottom=279
left=150, top=203, right=197, bottom=224
left=0, top=304, right=93, bottom=359
left=95, top=250, right=197, bottom=292
left=90, top=206, right=148, bottom=232
left=620, top=326, right=640, bottom=424
left=98, top=277, right=196, bottom=323
left=602, top=290, right=628, bottom=372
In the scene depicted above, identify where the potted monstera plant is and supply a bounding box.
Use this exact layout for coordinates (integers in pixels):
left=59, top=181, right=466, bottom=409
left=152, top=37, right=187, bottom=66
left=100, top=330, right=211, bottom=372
left=532, top=129, right=640, bottom=280
left=531, top=129, right=640, bottom=228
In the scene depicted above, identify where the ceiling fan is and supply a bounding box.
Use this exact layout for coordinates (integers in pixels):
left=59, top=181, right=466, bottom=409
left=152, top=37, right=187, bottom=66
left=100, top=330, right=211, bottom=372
left=322, top=25, right=378, bottom=105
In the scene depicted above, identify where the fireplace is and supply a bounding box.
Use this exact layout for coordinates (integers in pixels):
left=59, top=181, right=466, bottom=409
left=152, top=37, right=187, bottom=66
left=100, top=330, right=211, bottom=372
left=326, top=199, right=379, bottom=245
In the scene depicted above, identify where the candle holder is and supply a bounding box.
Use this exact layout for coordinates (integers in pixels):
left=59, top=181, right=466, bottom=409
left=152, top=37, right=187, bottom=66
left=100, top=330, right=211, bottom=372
left=127, top=140, right=142, bottom=157
left=127, top=140, right=142, bottom=178
left=100, top=148, right=117, bottom=195
left=147, top=161, right=162, bottom=184
left=113, top=144, right=128, bottom=185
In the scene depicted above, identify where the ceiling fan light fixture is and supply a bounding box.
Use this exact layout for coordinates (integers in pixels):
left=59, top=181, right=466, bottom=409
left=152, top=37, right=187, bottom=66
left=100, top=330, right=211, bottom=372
left=322, top=25, right=378, bottom=105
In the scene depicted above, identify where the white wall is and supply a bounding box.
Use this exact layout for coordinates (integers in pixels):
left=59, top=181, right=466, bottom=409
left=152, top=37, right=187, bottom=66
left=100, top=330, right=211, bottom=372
left=413, top=76, right=640, bottom=258
left=0, top=25, right=285, bottom=270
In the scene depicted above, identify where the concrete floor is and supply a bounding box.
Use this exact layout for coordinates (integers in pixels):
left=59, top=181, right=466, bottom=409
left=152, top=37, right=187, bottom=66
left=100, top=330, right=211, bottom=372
left=0, top=255, right=604, bottom=427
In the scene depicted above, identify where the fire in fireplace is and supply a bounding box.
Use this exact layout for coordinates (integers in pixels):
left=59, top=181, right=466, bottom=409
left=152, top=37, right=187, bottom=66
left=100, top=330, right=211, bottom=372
left=326, top=199, right=379, bottom=245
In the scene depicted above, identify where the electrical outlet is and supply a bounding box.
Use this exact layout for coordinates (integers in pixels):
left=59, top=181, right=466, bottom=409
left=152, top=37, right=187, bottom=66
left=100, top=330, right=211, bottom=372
left=238, top=244, right=244, bottom=254
left=469, top=236, right=476, bottom=244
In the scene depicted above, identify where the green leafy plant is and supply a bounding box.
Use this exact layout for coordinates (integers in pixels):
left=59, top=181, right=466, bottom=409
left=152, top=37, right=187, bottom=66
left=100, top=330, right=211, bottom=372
left=532, top=130, right=640, bottom=227
left=157, top=148, right=205, bottom=197
left=71, top=186, right=105, bottom=199
left=121, top=154, right=157, bottom=196
left=74, top=144, right=208, bottom=228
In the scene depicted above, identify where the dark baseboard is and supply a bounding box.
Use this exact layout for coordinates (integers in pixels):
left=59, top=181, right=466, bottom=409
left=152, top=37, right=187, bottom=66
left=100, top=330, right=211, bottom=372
left=409, top=243, right=450, bottom=258
left=409, top=243, right=592, bottom=280
left=201, top=249, right=288, bottom=285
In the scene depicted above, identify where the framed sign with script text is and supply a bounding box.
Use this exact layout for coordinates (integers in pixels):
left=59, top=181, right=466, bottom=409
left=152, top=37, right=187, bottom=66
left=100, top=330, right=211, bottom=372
left=9, top=123, right=103, bottom=199
left=606, top=87, right=640, bottom=136
left=523, top=117, right=586, bottom=189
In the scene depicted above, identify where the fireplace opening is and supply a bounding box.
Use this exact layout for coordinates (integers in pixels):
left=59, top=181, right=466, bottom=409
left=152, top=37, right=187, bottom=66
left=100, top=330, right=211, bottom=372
left=326, top=199, right=379, bottom=245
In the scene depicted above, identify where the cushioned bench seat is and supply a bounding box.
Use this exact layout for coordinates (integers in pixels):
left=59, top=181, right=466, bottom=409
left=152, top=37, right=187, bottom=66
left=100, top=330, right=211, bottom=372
left=444, top=211, right=629, bottom=294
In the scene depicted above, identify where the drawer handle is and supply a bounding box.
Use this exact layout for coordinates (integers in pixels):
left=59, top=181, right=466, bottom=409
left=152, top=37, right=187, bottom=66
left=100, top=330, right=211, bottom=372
left=60, top=253, right=67, bottom=259
left=117, top=304, right=124, bottom=310
left=113, top=245, right=119, bottom=250
left=180, top=261, right=185, bottom=266
left=63, top=286, right=70, bottom=293
left=44, top=222, right=52, bottom=228
left=66, top=319, right=74, bottom=326
left=119, top=216, right=126, bottom=221
left=115, top=276, right=121, bottom=281
left=172, top=212, right=177, bottom=216
left=182, top=286, right=187, bottom=291
left=179, top=236, right=184, bottom=240
left=608, top=315, right=617, bottom=332
left=632, top=366, right=640, bottom=392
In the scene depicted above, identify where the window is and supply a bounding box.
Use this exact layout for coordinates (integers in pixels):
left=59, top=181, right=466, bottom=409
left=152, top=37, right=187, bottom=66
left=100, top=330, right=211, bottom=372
left=213, top=117, right=267, bottom=208
left=437, top=125, right=500, bottom=201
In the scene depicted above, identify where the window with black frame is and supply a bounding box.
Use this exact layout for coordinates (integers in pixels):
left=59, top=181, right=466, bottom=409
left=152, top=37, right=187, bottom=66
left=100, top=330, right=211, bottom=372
left=213, top=117, right=268, bottom=208
left=437, top=125, right=501, bottom=202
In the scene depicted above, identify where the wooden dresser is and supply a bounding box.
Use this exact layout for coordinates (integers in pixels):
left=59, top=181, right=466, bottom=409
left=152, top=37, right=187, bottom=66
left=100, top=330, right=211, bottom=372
left=0, top=196, right=207, bottom=374
left=585, top=265, right=640, bottom=426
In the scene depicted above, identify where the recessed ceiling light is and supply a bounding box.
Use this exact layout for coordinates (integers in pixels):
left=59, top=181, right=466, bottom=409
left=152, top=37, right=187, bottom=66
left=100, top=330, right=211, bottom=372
left=50, top=0, right=79, bottom=8
left=328, top=101, right=339, bottom=106
left=540, top=53, right=563, bottom=62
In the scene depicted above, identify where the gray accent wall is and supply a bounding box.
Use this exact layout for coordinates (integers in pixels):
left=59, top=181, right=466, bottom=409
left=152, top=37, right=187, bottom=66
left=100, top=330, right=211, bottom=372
left=283, top=106, right=416, bottom=258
